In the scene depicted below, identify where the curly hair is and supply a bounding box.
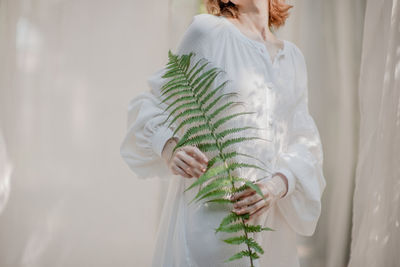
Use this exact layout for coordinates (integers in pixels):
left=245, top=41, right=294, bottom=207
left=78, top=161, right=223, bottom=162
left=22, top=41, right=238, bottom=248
left=204, top=0, right=293, bottom=29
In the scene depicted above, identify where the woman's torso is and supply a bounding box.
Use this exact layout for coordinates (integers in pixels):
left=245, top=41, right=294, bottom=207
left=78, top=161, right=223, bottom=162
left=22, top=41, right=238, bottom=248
left=177, top=13, right=301, bottom=267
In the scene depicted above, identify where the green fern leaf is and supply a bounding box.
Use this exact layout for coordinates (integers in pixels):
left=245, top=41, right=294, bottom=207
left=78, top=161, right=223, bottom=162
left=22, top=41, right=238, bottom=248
left=160, top=89, right=193, bottom=104
left=222, top=235, right=247, bottom=245
left=220, top=136, right=265, bottom=151
left=196, top=142, right=219, bottom=152
left=184, top=164, right=228, bottom=192
left=201, top=82, right=233, bottom=107
left=216, top=126, right=259, bottom=139
left=213, top=111, right=256, bottom=130
left=167, top=107, right=203, bottom=128
left=224, top=250, right=249, bottom=262
left=194, top=188, right=230, bottom=203
left=246, top=238, right=264, bottom=254
left=163, top=95, right=195, bottom=113
left=193, top=176, right=231, bottom=200
left=218, top=212, right=249, bottom=229
left=208, top=101, right=243, bottom=120
left=180, top=133, right=215, bottom=147
left=215, top=222, right=245, bottom=233
left=173, top=115, right=208, bottom=136
left=205, top=198, right=232, bottom=204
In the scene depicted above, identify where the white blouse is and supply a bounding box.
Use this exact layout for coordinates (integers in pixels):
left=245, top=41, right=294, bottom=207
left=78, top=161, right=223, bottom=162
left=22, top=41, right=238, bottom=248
left=120, top=13, right=326, bottom=267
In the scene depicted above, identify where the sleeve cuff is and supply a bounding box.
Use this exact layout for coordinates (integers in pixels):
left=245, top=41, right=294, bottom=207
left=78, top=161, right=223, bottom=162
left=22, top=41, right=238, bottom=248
left=274, top=167, right=296, bottom=198
left=150, top=126, right=175, bottom=157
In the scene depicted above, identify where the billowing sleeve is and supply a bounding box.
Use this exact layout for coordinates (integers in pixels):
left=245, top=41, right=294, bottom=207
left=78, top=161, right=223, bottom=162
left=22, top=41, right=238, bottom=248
left=273, top=47, right=327, bottom=236
left=119, top=14, right=216, bottom=180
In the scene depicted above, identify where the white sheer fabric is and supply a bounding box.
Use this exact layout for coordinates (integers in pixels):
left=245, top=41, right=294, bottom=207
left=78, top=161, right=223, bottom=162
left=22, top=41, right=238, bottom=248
left=120, top=14, right=326, bottom=267
left=348, top=0, right=400, bottom=266
left=0, top=0, right=197, bottom=266
left=277, top=1, right=366, bottom=266
left=0, top=131, right=11, bottom=214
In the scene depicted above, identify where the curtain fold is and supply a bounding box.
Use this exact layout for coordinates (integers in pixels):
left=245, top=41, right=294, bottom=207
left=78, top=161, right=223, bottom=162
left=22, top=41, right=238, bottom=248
left=348, top=0, right=400, bottom=266
left=277, top=1, right=365, bottom=266
left=0, top=0, right=197, bottom=266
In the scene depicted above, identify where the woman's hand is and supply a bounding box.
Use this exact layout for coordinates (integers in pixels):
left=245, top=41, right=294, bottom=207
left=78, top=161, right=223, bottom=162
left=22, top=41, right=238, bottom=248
left=230, top=173, right=289, bottom=223
left=161, top=137, right=208, bottom=178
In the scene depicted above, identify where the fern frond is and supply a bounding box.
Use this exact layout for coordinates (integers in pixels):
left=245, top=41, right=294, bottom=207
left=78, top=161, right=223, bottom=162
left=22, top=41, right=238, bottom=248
left=212, top=111, right=256, bottom=130
left=219, top=212, right=249, bottom=229
left=173, top=115, right=208, bottom=135
left=196, top=142, right=219, bottom=152
left=160, top=89, right=193, bottom=104
left=216, top=126, right=260, bottom=139
left=167, top=107, right=203, bottom=128
left=208, top=101, right=244, bottom=120
left=166, top=101, right=198, bottom=120
left=179, top=132, right=215, bottom=147
left=163, top=95, right=194, bottom=113
left=216, top=222, right=245, bottom=233
left=193, top=176, right=232, bottom=201
left=205, top=198, right=232, bottom=204
left=189, top=60, right=210, bottom=82
left=194, top=188, right=230, bottom=203
left=224, top=250, right=258, bottom=262
left=184, top=164, right=228, bottom=192
left=158, top=50, right=275, bottom=267
left=246, top=238, right=264, bottom=254
left=222, top=235, right=247, bottom=245
left=201, top=82, right=233, bottom=108
left=220, top=136, right=265, bottom=151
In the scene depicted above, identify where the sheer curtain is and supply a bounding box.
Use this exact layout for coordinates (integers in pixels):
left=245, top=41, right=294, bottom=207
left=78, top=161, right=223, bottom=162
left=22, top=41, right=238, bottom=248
left=0, top=0, right=196, bottom=266
left=277, top=1, right=365, bottom=266
left=5, top=0, right=398, bottom=267
left=348, top=0, right=400, bottom=266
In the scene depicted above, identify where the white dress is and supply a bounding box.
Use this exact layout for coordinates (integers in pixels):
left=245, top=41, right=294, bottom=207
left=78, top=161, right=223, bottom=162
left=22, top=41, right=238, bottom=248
left=120, top=13, right=326, bottom=267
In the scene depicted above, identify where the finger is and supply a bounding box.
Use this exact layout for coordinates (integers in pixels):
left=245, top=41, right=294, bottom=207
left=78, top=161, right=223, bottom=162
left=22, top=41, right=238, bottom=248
left=235, top=199, right=265, bottom=217
left=173, top=157, right=193, bottom=176
left=178, top=150, right=206, bottom=174
left=186, top=146, right=209, bottom=165
left=231, top=188, right=255, bottom=201
left=171, top=165, right=192, bottom=178
left=175, top=156, right=205, bottom=178
left=175, top=151, right=197, bottom=177
left=233, top=196, right=266, bottom=216
left=245, top=205, right=269, bottom=223
left=233, top=193, right=263, bottom=209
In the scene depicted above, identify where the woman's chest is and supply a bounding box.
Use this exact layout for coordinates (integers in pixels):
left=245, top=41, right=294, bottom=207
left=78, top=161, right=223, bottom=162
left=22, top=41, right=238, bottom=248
left=220, top=53, right=298, bottom=120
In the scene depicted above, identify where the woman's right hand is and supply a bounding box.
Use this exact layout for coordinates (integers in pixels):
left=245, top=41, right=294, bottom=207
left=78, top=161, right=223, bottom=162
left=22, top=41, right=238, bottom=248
left=161, top=137, right=209, bottom=179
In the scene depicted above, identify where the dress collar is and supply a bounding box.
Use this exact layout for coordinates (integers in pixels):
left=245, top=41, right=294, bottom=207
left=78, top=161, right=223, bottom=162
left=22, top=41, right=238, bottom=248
left=218, top=15, right=288, bottom=64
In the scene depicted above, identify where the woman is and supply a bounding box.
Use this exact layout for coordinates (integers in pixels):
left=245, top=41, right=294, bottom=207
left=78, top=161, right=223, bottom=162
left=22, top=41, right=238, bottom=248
left=120, top=0, right=326, bottom=266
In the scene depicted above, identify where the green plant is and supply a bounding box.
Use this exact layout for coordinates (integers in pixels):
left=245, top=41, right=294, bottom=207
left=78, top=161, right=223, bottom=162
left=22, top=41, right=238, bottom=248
left=159, top=50, right=275, bottom=266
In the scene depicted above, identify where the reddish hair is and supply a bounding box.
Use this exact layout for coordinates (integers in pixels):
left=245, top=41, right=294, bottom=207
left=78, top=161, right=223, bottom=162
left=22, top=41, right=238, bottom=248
left=204, top=0, right=293, bottom=29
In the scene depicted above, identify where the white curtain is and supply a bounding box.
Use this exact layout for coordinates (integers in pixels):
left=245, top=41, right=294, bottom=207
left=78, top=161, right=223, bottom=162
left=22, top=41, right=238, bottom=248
left=348, top=0, right=400, bottom=266
left=0, top=0, right=196, bottom=266
left=277, top=1, right=366, bottom=266
left=5, top=0, right=399, bottom=267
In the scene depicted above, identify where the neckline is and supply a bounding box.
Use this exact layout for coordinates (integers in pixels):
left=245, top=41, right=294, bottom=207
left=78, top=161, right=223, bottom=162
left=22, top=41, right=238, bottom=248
left=218, top=15, right=287, bottom=65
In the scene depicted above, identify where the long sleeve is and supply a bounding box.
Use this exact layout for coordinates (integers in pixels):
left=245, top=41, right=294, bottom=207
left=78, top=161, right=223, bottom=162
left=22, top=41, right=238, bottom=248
left=119, top=66, right=179, bottom=180
left=119, top=14, right=219, bottom=180
left=274, top=47, right=327, bottom=236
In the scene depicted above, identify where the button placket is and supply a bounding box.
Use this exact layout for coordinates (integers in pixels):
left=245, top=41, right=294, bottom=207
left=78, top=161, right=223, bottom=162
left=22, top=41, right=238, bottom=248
left=265, top=83, right=277, bottom=145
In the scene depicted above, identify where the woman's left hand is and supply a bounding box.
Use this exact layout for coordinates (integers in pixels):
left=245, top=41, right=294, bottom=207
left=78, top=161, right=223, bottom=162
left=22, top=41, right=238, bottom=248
left=230, top=173, right=289, bottom=223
